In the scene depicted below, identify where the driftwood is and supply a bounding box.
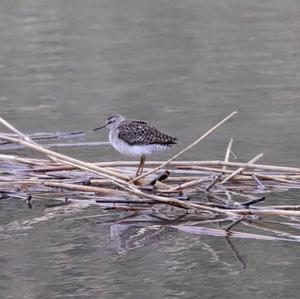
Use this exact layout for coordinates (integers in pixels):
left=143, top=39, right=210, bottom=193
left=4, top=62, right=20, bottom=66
left=0, top=112, right=300, bottom=248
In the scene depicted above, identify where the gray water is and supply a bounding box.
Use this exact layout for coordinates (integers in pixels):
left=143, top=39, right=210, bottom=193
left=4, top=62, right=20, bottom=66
left=1, top=0, right=300, bottom=298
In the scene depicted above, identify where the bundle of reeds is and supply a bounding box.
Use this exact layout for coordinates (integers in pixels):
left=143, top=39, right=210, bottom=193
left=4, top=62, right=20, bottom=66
left=1, top=113, right=300, bottom=246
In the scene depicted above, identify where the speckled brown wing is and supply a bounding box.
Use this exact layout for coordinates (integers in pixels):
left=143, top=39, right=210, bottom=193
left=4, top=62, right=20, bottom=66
left=117, top=120, right=177, bottom=146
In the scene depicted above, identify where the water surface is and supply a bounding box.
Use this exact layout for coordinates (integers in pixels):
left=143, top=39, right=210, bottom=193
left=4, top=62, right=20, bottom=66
left=1, top=1, right=300, bottom=298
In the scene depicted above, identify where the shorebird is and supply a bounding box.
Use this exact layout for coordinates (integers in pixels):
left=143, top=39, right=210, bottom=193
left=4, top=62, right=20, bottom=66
left=94, top=114, right=177, bottom=177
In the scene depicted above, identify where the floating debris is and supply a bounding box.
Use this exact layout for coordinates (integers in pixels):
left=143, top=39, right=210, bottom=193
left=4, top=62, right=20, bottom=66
left=0, top=112, right=300, bottom=253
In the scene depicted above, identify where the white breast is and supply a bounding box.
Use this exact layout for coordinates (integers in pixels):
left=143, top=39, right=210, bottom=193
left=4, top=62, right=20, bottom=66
left=109, top=130, right=170, bottom=157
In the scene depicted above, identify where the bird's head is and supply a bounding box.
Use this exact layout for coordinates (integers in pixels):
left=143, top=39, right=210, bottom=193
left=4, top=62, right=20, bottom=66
left=94, top=114, right=124, bottom=131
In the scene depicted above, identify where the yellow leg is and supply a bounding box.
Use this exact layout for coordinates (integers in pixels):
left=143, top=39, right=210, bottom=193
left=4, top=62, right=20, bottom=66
left=135, top=155, right=146, bottom=177
left=135, top=156, right=142, bottom=177
left=140, top=155, right=146, bottom=175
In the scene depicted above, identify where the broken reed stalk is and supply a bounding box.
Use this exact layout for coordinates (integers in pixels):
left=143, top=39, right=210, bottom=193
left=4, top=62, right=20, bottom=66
left=43, top=182, right=127, bottom=196
left=0, top=117, right=30, bottom=141
left=133, top=111, right=238, bottom=182
left=163, top=177, right=212, bottom=193
left=0, top=116, right=59, bottom=163
left=219, top=153, right=264, bottom=184
left=222, top=138, right=233, bottom=171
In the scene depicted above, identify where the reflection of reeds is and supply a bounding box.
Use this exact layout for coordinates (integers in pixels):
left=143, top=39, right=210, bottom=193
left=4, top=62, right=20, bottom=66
left=1, top=113, right=300, bottom=245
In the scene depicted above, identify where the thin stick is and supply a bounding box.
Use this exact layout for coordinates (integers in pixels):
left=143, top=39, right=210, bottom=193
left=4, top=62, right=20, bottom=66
left=0, top=116, right=29, bottom=140
left=163, top=177, right=212, bottom=193
left=0, top=116, right=58, bottom=162
left=225, top=208, right=300, bottom=217
left=0, top=154, right=51, bottom=167
left=176, top=165, right=236, bottom=174
left=94, top=198, right=158, bottom=204
left=223, top=138, right=233, bottom=171
left=255, top=173, right=299, bottom=184
left=219, top=153, right=264, bottom=184
left=257, top=205, right=300, bottom=210
left=43, top=182, right=127, bottom=196
left=196, top=161, right=300, bottom=173
left=133, top=111, right=238, bottom=181
left=0, top=179, right=64, bottom=186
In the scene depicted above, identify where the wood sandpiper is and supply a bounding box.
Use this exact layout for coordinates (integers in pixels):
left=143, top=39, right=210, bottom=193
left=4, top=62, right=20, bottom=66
left=94, top=114, right=177, bottom=177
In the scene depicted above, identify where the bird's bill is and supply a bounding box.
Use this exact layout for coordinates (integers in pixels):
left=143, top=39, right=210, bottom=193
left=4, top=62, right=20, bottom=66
left=94, top=124, right=106, bottom=131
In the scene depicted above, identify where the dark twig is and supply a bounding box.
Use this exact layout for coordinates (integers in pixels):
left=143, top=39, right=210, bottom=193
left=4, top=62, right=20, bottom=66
left=150, top=170, right=170, bottom=185
left=241, top=197, right=266, bottom=208
left=223, top=216, right=246, bottom=231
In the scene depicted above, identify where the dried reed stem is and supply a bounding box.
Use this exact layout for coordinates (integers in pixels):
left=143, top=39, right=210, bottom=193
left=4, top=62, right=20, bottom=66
left=163, top=177, right=212, bottom=193
left=223, top=138, right=233, bottom=171
left=0, top=116, right=58, bottom=162
left=43, top=182, right=127, bottom=196
left=0, top=116, right=30, bottom=141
